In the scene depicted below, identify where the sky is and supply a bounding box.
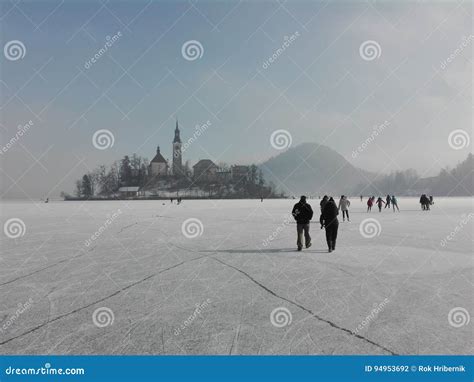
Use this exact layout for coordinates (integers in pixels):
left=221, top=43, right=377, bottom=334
left=0, top=0, right=472, bottom=199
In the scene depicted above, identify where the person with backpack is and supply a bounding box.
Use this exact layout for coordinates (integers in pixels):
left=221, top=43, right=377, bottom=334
left=338, top=195, right=351, bottom=222
left=320, top=197, right=339, bottom=253
left=292, top=196, right=314, bottom=251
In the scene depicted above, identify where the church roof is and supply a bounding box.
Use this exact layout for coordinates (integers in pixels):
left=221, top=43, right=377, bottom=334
left=193, top=159, right=218, bottom=168
left=151, top=147, right=167, bottom=163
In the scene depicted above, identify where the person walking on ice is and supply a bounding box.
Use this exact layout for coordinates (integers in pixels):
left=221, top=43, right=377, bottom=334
left=367, top=196, right=374, bottom=212
left=338, top=195, right=350, bottom=222
left=292, top=195, right=314, bottom=251
left=320, top=197, right=339, bottom=253
left=391, top=195, right=400, bottom=212
left=376, top=197, right=385, bottom=212
left=384, top=194, right=391, bottom=209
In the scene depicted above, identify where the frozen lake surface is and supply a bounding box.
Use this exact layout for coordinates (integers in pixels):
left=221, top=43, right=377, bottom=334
left=0, top=197, right=472, bottom=355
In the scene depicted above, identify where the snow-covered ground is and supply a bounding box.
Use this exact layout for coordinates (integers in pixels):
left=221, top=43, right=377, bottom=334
left=0, top=197, right=472, bottom=355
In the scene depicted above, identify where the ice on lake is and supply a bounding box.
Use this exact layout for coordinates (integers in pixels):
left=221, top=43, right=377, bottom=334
left=0, top=197, right=472, bottom=355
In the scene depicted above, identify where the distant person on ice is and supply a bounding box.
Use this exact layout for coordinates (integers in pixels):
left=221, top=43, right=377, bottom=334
left=292, top=196, right=313, bottom=251
left=320, top=197, right=339, bottom=253
left=391, top=195, right=400, bottom=212
left=384, top=194, right=391, bottom=209
left=338, top=195, right=350, bottom=222
left=367, top=196, right=374, bottom=212
left=360, top=195, right=363, bottom=202
left=376, top=197, right=385, bottom=212
left=420, top=194, right=428, bottom=210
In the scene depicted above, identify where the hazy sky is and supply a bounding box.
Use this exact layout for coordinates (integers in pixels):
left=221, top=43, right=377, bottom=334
left=1, top=0, right=472, bottom=199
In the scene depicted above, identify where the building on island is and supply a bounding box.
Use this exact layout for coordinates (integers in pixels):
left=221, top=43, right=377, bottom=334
left=118, top=186, right=141, bottom=197
left=231, top=165, right=250, bottom=182
left=193, top=159, right=218, bottom=182
left=216, top=169, right=231, bottom=182
left=149, top=146, right=168, bottom=176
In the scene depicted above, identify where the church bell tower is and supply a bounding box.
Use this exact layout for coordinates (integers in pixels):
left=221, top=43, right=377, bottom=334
left=172, top=119, right=182, bottom=176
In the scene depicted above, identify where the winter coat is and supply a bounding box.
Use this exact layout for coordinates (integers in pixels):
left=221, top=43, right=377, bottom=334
left=320, top=197, right=328, bottom=212
left=338, top=198, right=351, bottom=211
left=367, top=198, right=374, bottom=207
left=320, top=200, right=339, bottom=227
left=292, top=202, right=314, bottom=224
left=391, top=196, right=398, bottom=205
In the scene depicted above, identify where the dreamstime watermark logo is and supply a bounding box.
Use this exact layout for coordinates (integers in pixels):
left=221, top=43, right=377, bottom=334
left=354, top=298, right=389, bottom=334
left=0, top=120, right=34, bottom=155
left=448, top=307, right=470, bottom=328
left=84, top=209, right=122, bottom=247
left=5, top=363, right=85, bottom=376
left=440, top=35, right=474, bottom=70
left=270, top=129, right=292, bottom=150
left=174, top=299, right=212, bottom=336
left=448, top=129, right=470, bottom=150
left=92, top=129, right=115, bottom=150
left=0, top=298, right=34, bottom=334
left=181, top=120, right=212, bottom=154
left=181, top=218, right=204, bottom=238
left=92, top=307, right=115, bottom=328
left=262, top=31, right=300, bottom=69
left=84, top=31, right=122, bottom=70
left=359, top=218, right=381, bottom=238
left=440, top=213, right=473, bottom=247
left=270, top=307, right=292, bottom=328
left=4, top=40, right=26, bottom=61
left=181, top=40, right=204, bottom=61
left=359, top=40, right=381, bottom=61
left=352, top=120, right=390, bottom=159
left=3, top=218, right=26, bottom=239
left=262, top=214, right=293, bottom=247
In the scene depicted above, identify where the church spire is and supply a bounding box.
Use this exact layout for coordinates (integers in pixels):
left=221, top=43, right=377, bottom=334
left=173, top=118, right=181, bottom=143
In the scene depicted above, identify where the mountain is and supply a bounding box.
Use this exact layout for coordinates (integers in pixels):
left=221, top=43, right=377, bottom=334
left=356, top=153, right=473, bottom=196
left=411, top=153, right=473, bottom=196
left=261, top=143, right=473, bottom=197
left=260, top=142, right=373, bottom=196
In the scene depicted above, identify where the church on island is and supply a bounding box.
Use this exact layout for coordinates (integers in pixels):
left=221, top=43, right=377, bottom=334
left=149, top=120, right=183, bottom=177
left=69, top=120, right=278, bottom=199
left=149, top=120, right=250, bottom=184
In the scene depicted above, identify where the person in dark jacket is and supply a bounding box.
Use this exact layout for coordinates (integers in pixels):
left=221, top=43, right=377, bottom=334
left=420, top=194, right=430, bottom=210
left=292, top=195, right=314, bottom=251
left=320, top=197, right=339, bottom=253
left=384, top=194, right=391, bottom=209
left=320, top=195, right=329, bottom=212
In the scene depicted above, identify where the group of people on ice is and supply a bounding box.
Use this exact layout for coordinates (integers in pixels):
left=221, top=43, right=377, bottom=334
left=292, top=195, right=351, bottom=253
left=366, top=195, right=399, bottom=212
left=419, top=194, right=434, bottom=210
left=291, top=194, right=405, bottom=253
